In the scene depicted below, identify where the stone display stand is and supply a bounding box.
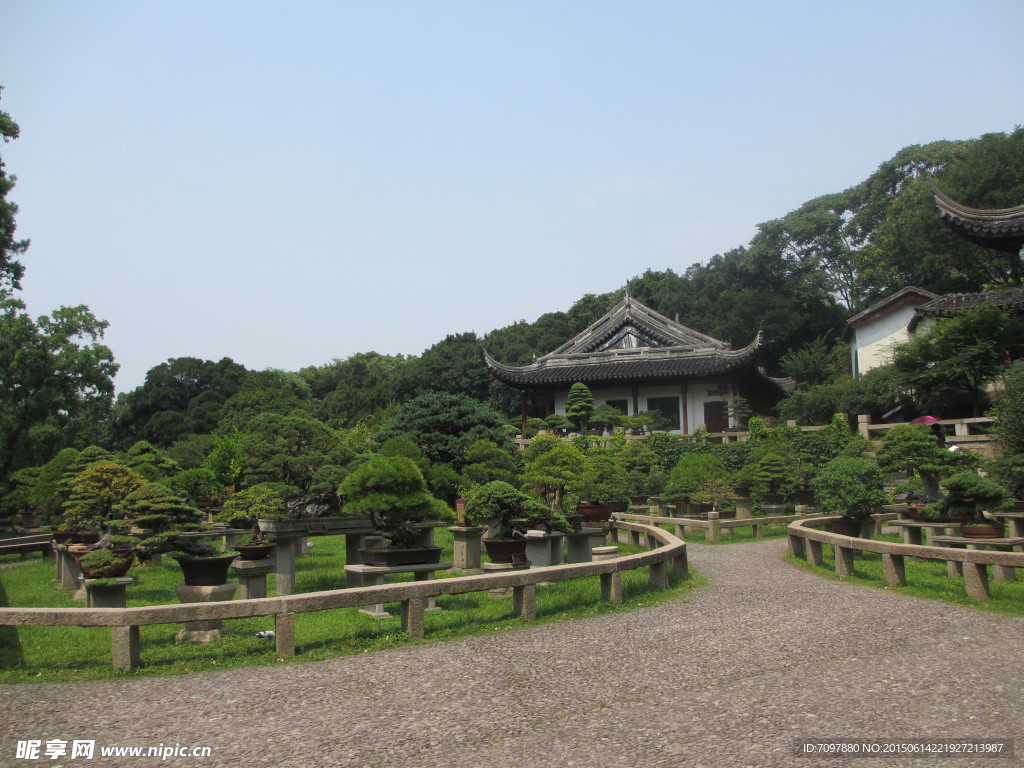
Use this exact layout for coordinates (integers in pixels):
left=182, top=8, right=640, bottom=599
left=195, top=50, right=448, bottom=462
left=734, top=497, right=753, bottom=520
left=481, top=560, right=531, bottom=597
left=83, top=577, right=132, bottom=608
left=566, top=528, right=601, bottom=563
left=592, top=545, right=619, bottom=561
left=343, top=562, right=452, bottom=619
left=175, top=582, right=237, bottom=643
left=56, top=546, right=82, bottom=591
left=447, top=525, right=486, bottom=574
left=231, top=558, right=276, bottom=599
left=524, top=531, right=564, bottom=567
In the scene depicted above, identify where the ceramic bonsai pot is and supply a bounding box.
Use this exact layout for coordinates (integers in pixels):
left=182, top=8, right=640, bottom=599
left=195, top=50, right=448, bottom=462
left=358, top=546, right=443, bottom=567
left=173, top=554, right=238, bottom=586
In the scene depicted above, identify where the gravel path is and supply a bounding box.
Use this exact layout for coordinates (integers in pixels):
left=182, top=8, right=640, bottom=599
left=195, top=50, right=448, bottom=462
left=3, top=539, right=1022, bottom=768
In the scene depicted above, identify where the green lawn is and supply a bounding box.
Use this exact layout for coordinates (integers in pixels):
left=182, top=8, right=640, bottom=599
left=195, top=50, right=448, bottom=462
left=0, top=529, right=702, bottom=684
left=785, top=532, right=1024, bottom=618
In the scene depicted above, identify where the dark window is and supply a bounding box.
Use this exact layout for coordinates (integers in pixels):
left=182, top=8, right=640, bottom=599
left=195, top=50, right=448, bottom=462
left=604, top=399, right=628, bottom=414
left=703, top=401, right=728, bottom=432
left=647, top=396, right=681, bottom=431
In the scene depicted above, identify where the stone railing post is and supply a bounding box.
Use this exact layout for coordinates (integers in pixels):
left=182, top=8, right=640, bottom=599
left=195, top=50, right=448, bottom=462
left=448, top=525, right=486, bottom=573
left=708, top=510, right=721, bottom=543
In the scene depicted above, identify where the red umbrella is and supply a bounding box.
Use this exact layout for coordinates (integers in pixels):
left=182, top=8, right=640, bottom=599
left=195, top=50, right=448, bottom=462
left=910, top=415, right=941, bottom=424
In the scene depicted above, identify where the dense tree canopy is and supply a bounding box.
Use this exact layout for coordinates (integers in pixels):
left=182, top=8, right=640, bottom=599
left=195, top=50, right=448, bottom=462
left=0, top=87, right=27, bottom=292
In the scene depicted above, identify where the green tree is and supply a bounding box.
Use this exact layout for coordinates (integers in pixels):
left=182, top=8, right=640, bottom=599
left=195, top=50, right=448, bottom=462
left=60, top=461, right=146, bottom=531
left=375, top=393, right=513, bottom=470
left=338, top=455, right=451, bottom=546
left=113, top=357, right=247, bottom=447
left=891, top=305, right=1024, bottom=416
left=520, top=441, right=585, bottom=512
left=989, top=364, right=1024, bottom=455
left=0, top=87, right=27, bottom=292
left=0, top=297, right=118, bottom=486
left=394, top=332, right=490, bottom=403
left=810, top=456, right=886, bottom=524
left=461, top=439, right=520, bottom=488
left=305, top=352, right=403, bottom=427
left=240, top=413, right=352, bottom=497
left=565, top=382, right=595, bottom=432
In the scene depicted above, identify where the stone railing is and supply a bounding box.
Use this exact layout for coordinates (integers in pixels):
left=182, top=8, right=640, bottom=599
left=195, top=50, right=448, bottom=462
left=787, top=516, right=1024, bottom=602
left=0, top=521, right=686, bottom=672
left=616, top=509, right=818, bottom=543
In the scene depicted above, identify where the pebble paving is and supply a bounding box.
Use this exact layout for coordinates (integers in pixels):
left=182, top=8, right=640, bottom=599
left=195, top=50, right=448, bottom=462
left=3, top=538, right=1022, bottom=768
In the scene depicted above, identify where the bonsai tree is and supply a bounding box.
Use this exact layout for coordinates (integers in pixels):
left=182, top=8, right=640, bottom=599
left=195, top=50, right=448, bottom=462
left=168, top=468, right=224, bottom=506
left=520, top=440, right=585, bottom=512
left=876, top=424, right=950, bottom=502
left=565, top=382, right=595, bottom=432
left=588, top=404, right=626, bottom=435
left=461, top=439, right=520, bottom=488
left=576, top=447, right=630, bottom=505
left=926, top=471, right=1011, bottom=525
left=753, top=452, right=795, bottom=501
left=120, top=482, right=204, bottom=533
left=693, top=476, right=734, bottom=512
left=219, top=484, right=286, bottom=523
left=59, top=462, right=147, bottom=533
left=544, top=413, right=573, bottom=435
left=810, top=456, right=886, bottom=532
left=338, top=456, right=452, bottom=548
left=663, top=453, right=728, bottom=502
left=620, top=439, right=666, bottom=500
left=463, top=481, right=571, bottom=539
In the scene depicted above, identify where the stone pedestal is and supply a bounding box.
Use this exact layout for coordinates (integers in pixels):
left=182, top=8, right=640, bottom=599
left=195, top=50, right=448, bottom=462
left=734, top=497, right=753, bottom=520
left=566, top=528, right=600, bottom=563
left=524, top=531, right=564, bottom=567
left=231, top=558, right=276, bottom=600
left=592, top=545, right=619, bottom=561
left=274, top=534, right=297, bottom=595
left=448, top=526, right=486, bottom=574
left=294, top=535, right=309, bottom=558
left=84, top=577, right=132, bottom=608
left=174, top=582, right=237, bottom=643
left=221, top=532, right=242, bottom=551
left=344, top=562, right=452, bottom=619
left=482, top=560, right=531, bottom=597
left=57, top=547, right=82, bottom=591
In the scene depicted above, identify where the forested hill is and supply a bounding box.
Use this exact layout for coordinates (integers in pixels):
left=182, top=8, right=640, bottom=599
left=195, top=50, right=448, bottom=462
left=108, top=129, right=1024, bottom=446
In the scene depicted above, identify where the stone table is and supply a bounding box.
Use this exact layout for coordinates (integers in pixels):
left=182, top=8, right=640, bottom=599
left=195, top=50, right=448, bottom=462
left=343, top=561, right=453, bottom=619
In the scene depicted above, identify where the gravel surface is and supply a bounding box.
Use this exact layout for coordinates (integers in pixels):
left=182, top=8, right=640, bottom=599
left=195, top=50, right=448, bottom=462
left=2, top=539, right=1022, bottom=768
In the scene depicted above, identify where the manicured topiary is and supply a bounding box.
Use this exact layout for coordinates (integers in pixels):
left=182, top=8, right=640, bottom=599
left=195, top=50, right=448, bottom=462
left=927, top=471, right=1011, bottom=523
left=338, top=456, right=452, bottom=547
left=120, top=482, right=203, bottom=533
left=810, top=456, right=886, bottom=522
left=464, top=481, right=570, bottom=538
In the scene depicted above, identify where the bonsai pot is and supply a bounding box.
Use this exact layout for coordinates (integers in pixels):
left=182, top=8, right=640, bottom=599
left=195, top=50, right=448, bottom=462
left=173, top=554, right=238, bottom=586
left=78, top=551, right=135, bottom=579
left=576, top=504, right=613, bottom=523
left=482, top=538, right=529, bottom=563
left=52, top=531, right=79, bottom=545
left=961, top=523, right=1005, bottom=539
left=358, top=546, right=442, bottom=567
left=234, top=543, right=274, bottom=560
left=563, top=514, right=583, bottom=531
left=732, top=485, right=752, bottom=498
left=629, top=495, right=649, bottom=506
left=610, top=501, right=630, bottom=513
left=762, top=493, right=786, bottom=505
left=76, top=531, right=101, bottom=545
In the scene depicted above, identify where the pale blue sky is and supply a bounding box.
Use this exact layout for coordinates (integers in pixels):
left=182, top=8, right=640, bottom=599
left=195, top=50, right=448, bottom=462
left=3, top=1, right=1022, bottom=391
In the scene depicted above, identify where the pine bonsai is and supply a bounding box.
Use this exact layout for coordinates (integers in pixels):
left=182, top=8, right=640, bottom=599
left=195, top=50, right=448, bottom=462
left=338, top=456, right=452, bottom=548
left=463, top=481, right=570, bottom=538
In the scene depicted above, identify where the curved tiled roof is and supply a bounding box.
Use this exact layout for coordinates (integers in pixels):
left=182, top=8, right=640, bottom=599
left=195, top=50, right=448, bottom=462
left=485, top=295, right=770, bottom=387
left=931, top=183, right=1024, bottom=254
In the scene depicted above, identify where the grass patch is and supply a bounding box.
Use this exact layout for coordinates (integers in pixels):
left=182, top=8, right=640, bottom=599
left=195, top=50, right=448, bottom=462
left=0, top=529, right=702, bottom=684
left=785, top=537, right=1024, bottom=618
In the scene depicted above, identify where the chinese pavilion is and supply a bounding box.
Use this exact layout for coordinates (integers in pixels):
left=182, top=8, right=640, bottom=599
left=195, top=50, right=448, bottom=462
left=484, top=293, right=791, bottom=434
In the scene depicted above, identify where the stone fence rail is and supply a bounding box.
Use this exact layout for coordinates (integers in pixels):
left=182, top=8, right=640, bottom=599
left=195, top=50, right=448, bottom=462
left=786, top=516, right=1024, bottom=602
left=616, top=510, right=818, bottom=543
left=0, top=521, right=686, bottom=673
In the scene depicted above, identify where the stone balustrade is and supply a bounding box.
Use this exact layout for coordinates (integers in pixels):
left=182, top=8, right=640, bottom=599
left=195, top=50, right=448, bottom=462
left=616, top=509, right=819, bottom=543
left=0, top=521, right=686, bottom=672
left=787, top=516, right=1024, bottom=602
